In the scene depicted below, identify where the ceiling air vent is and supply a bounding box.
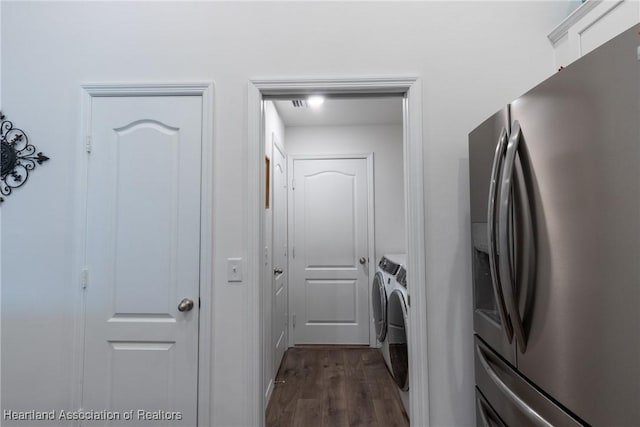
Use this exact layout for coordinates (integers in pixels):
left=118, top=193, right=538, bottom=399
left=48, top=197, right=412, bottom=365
left=291, top=99, right=308, bottom=108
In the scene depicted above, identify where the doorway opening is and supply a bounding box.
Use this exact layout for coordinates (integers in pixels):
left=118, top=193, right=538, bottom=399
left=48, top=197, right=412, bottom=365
left=247, top=78, right=429, bottom=427
left=265, top=95, right=407, bottom=425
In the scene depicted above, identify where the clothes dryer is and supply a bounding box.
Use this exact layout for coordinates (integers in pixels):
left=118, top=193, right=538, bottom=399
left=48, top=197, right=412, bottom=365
left=371, top=254, right=406, bottom=373
left=389, top=264, right=410, bottom=416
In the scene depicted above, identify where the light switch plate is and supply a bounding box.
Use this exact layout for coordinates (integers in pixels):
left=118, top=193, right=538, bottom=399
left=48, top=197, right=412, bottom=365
left=227, top=258, right=243, bottom=283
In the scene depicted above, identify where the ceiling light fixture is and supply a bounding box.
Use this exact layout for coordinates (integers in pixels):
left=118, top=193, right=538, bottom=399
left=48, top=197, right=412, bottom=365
left=307, top=96, right=325, bottom=108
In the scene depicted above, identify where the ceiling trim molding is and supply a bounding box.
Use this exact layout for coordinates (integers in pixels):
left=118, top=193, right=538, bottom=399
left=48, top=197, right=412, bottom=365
left=548, top=0, right=602, bottom=44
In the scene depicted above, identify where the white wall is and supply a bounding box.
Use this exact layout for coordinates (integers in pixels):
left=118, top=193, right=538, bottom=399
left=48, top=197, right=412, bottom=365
left=1, top=2, right=568, bottom=426
left=262, top=101, right=285, bottom=404
left=0, top=0, right=3, bottom=414
left=0, top=0, right=2, bottom=109
left=285, top=124, right=405, bottom=263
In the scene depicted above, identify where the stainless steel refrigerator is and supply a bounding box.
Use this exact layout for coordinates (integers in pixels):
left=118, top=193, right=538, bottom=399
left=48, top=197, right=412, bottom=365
left=468, top=24, right=639, bottom=427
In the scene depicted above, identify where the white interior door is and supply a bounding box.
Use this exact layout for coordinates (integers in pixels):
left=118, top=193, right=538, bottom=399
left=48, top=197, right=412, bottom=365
left=82, top=95, right=202, bottom=426
left=272, top=141, right=288, bottom=370
left=291, top=157, right=370, bottom=345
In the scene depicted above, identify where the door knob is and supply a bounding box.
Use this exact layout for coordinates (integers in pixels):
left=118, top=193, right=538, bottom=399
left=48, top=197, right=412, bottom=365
left=178, top=298, right=194, bottom=312
left=274, top=267, right=284, bottom=275
left=359, top=257, right=367, bottom=265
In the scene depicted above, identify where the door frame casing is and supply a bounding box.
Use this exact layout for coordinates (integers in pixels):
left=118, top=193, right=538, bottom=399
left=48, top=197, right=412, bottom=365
left=247, top=77, right=429, bottom=426
left=287, top=153, right=376, bottom=348
left=73, top=82, right=214, bottom=426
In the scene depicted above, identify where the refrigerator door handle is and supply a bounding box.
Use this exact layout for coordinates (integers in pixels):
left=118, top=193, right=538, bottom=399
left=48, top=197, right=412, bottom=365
left=487, top=127, right=513, bottom=342
left=476, top=344, right=553, bottom=427
left=477, top=393, right=505, bottom=427
left=477, top=395, right=493, bottom=427
left=498, top=121, right=527, bottom=351
left=478, top=398, right=491, bottom=427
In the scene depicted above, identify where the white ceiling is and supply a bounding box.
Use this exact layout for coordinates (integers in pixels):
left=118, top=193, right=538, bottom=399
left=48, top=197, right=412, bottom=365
left=273, top=97, right=403, bottom=127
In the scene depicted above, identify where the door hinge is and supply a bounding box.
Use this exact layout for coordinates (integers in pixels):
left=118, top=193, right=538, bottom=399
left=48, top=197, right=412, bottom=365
left=81, top=268, right=89, bottom=289
left=292, top=179, right=296, bottom=190
left=292, top=246, right=295, bottom=259
left=199, top=297, right=201, bottom=308
left=292, top=313, right=296, bottom=328
left=85, top=135, right=92, bottom=153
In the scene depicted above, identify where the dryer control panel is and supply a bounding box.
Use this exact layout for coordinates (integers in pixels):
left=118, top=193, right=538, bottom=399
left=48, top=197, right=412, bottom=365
left=379, top=257, right=400, bottom=275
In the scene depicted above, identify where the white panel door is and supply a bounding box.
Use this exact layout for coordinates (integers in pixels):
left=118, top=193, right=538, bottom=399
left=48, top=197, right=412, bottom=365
left=272, top=142, right=288, bottom=370
left=82, top=96, right=202, bottom=426
left=292, top=157, right=370, bottom=344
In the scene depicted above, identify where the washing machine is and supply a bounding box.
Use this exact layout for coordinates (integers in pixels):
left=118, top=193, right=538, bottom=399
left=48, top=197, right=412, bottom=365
left=371, top=254, right=405, bottom=373
left=388, top=264, right=410, bottom=416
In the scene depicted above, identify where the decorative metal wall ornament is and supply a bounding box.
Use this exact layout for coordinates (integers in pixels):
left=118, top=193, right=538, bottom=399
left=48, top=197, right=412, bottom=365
left=0, top=112, right=50, bottom=203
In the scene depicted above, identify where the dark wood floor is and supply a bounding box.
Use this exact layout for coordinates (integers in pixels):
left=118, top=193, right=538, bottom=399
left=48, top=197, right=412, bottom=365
left=266, top=347, right=409, bottom=427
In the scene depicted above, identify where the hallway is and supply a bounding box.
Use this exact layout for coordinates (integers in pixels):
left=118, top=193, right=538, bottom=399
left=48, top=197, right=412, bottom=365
left=266, top=347, right=409, bottom=427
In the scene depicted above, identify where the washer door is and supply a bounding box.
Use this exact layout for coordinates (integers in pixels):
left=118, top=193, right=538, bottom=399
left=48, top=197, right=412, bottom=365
left=372, top=272, right=388, bottom=342
left=388, top=289, right=409, bottom=391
